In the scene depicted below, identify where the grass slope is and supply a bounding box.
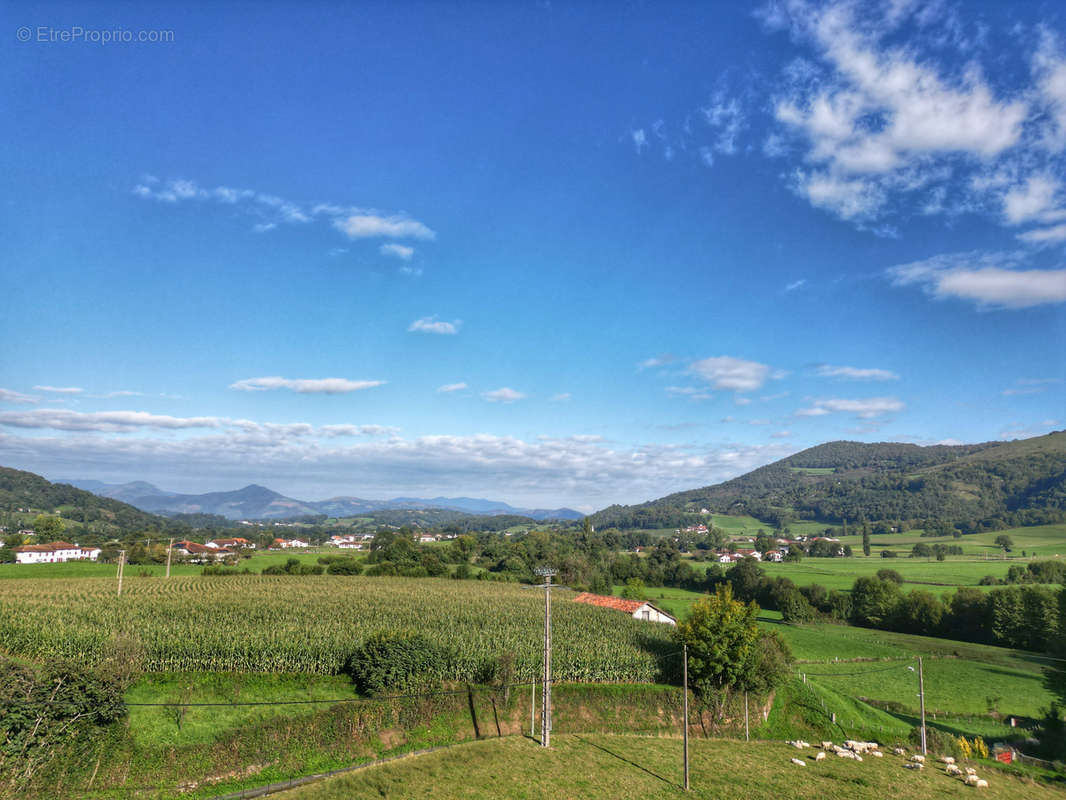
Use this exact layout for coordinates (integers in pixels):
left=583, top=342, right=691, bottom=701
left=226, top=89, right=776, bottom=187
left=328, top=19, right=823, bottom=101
left=271, top=735, right=1066, bottom=800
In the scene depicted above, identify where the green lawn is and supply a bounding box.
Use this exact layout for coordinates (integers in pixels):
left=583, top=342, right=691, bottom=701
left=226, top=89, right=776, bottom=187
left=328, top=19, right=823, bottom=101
left=271, top=735, right=1066, bottom=800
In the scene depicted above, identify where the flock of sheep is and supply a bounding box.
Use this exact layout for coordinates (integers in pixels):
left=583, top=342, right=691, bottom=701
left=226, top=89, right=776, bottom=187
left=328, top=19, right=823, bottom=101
left=786, top=740, right=990, bottom=788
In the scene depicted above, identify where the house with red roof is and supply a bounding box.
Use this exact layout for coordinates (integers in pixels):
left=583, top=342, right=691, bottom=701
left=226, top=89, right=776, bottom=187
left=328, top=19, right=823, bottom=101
left=572, top=592, right=677, bottom=625
left=13, top=541, right=101, bottom=564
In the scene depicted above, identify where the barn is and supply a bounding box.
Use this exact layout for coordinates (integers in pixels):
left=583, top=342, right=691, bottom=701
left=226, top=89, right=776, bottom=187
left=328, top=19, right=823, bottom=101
left=572, top=592, right=677, bottom=625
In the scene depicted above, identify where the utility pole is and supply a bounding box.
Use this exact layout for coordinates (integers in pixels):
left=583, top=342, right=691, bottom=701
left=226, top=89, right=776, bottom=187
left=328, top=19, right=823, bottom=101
left=531, top=681, right=536, bottom=738
left=682, top=643, right=689, bottom=791
left=918, top=657, right=927, bottom=755
left=745, top=691, right=750, bottom=741
left=166, top=537, right=174, bottom=578
left=534, top=566, right=558, bottom=748
left=116, top=549, right=126, bottom=597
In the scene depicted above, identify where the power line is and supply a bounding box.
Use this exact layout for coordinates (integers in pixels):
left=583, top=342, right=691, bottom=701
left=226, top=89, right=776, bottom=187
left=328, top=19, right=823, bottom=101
left=799, top=662, right=914, bottom=677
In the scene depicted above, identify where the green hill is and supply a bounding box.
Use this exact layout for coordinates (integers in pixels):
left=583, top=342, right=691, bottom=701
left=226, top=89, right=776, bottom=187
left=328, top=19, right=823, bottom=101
left=0, top=466, right=181, bottom=537
left=591, top=432, right=1066, bottom=531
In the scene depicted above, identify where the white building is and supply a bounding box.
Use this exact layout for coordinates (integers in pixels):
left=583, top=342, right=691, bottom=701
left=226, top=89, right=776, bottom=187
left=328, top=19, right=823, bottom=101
left=572, top=592, right=677, bottom=625
left=14, top=541, right=101, bottom=564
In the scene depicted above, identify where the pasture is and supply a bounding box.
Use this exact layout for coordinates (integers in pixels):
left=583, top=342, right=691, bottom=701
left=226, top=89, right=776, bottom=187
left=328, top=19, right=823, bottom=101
left=271, top=735, right=1066, bottom=800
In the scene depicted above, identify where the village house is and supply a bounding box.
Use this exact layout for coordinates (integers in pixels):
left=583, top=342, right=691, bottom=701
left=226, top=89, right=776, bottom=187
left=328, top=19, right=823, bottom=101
left=763, top=549, right=784, bottom=562
left=328, top=534, right=367, bottom=550
left=272, top=538, right=309, bottom=549
left=573, top=592, right=677, bottom=625
left=418, top=533, right=439, bottom=543
left=207, top=537, right=254, bottom=549
left=172, top=540, right=234, bottom=562
left=13, top=541, right=101, bottom=564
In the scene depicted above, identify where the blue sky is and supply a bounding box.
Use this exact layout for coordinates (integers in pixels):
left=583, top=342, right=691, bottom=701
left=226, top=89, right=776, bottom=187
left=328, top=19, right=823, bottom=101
left=2, top=0, right=1065, bottom=510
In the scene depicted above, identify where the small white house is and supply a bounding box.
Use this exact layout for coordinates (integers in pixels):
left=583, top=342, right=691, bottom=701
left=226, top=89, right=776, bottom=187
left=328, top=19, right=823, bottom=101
left=764, top=550, right=784, bottom=562
left=573, top=592, right=677, bottom=625
left=273, top=538, right=309, bottom=549
left=14, top=541, right=101, bottom=564
left=418, top=534, right=439, bottom=544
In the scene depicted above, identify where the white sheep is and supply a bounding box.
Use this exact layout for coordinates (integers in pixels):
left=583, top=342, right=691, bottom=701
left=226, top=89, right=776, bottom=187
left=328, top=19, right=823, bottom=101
left=855, top=755, right=863, bottom=762
left=911, top=754, right=925, bottom=763
left=976, top=779, right=988, bottom=789
left=871, top=750, right=883, bottom=757
left=903, top=762, right=923, bottom=770
left=940, top=756, right=956, bottom=765
left=893, top=747, right=907, bottom=756
left=791, top=758, right=807, bottom=767
left=815, top=751, right=826, bottom=762
left=946, top=765, right=962, bottom=776
left=821, top=741, right=834, bottom=750
left=965, top=774, right=979, bottom=786
left=965, top=767, right=977, bottom=776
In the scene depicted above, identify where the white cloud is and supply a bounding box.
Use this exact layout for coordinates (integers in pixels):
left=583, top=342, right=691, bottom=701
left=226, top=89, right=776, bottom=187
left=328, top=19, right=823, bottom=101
left=784, top=279, right=807, bottom=291
left=666, top=386, right=713, bottom=401
left=888, top=251, right=1066, bottom=309
left=701, top=91, right=746, bottom=156
left=771, top=430, right=793, bottom=438
left=816, top=365, right=900, bottom=381
left=482, top=388, right=526, bottom=403
left=1017, top=223, right=1066, bottom=245
left=631, top=128, right=648, bottom=153
left=319, top=424, right=399, bottom=437
left=229, top=377, right=385, bottom=394
left=0, top=426, right=797, bottom=508
left=0, top=409, right=224, bottom=432
left=1003, top=174, right=1066, bottom=225
left=0, top=389, right=38, bottom=405
left=1002, top=377, right=1062, bottom=396
left=380, top=243, right=415, bottom=260
left=437, top=383, right=469, bottom=393
left=33, top=385, right=84, bottom=394
left=796, top=396, right=904, bottom=418
left=408, top=316, right=461, bottom=335
left=334, top=214, right=435, bottom=240
left=766, top=1, right=1031, bottom=226
left=689, top=356, right=773, bottom=392
left=637, top=355, right=675, bottom=371
left=550, top=393, right=572, bottom=402
left=1033, top=28, right=1066, bottom=151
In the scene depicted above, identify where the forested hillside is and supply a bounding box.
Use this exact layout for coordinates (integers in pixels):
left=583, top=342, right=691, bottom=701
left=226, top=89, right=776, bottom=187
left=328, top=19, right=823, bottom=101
left=591, top=432, right=1066, bottom=531
left=0, top=467, right=180, bottom=535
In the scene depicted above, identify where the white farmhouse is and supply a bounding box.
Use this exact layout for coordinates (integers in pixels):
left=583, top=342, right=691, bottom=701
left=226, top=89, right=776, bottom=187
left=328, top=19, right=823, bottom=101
left=14, top=541, right=101, bottom=564
left=573, top=592, right=677, bottom=625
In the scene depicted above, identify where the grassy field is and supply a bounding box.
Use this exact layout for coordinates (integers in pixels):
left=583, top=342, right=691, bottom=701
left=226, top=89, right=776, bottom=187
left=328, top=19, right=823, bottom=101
left=271, top=735, right=1066, bottom=800
left=0, top=549, right=333, bottom=579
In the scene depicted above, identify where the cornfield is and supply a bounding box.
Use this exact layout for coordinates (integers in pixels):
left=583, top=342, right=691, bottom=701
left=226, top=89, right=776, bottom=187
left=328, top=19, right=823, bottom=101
left=0, top=576, right=675, bottom=682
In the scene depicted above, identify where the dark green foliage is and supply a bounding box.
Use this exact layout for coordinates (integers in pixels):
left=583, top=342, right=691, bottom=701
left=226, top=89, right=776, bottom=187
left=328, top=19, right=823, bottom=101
left=588, top=433, right=1066, bottom=530
left=346, top=630, right=444, bottom=695
left=851, top=577, right=903, bottom=627
left=0, top=466, right=178, bottom=536
left=201, top=565, right=253, bottom=576
left=876, top=568, right=904, bottom=584
left=262, top=558, right=324, bottom=575
left=325, top=559, right=363, bottom=575
left=0, top=655, right=127, bottom=792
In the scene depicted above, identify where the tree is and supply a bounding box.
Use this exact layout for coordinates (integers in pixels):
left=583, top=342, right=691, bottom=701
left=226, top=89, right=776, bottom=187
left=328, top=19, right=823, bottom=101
left=621, top=577, right=646, bottom=601
left=675, top=584, right=761, bottom=717
left=862, top=523, right=871, bottom=557
left=994, top=534, right=1014, bottom=551
left=726, top=557, right=765, bottom=602
left=31, top=514, right=64, bottom=540
left=851, top=577, right=902, bottom=627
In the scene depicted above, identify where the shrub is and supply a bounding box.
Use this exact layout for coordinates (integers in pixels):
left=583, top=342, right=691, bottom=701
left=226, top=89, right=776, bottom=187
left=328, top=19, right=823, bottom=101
left=876, top=568, right=903, bottom=584
left=325, top=559, right=363, bottom=575
left=346, top=630, right=444, bottom=695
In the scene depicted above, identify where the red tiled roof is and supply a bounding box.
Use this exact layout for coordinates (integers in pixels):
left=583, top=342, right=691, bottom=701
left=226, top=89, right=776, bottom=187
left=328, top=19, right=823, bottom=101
left=573, top=592, right=645, bottom=614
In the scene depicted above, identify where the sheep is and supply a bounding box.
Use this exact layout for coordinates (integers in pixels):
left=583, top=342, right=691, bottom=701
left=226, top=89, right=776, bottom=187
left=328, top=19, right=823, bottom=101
left=903, top=762, right=923, bottom=770
left=814, top=751, right=826, bottom=762
left=940, top=756, right=956, bottom=765
left=855, top=755, right=863, bottom=762
left=910, top=754, right=925, bottom=763
left=821, top=741, right=834, bottom=751
left=871, top=750, right=883, bottom=757
left=965, top=767, right=977, bottom=776
left=893, top=747, right=907, bottom=756
left=791, top=758, right=807, bottom=767
left=946, top=765, right=962, bottom=776
left=965, top=774, right=979, bottom=786
left=976, top=779, right=988, bottom=789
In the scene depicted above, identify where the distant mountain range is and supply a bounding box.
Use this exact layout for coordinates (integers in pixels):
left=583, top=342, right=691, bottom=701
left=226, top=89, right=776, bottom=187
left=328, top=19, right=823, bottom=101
left=57, top=479, right=583, bottom=522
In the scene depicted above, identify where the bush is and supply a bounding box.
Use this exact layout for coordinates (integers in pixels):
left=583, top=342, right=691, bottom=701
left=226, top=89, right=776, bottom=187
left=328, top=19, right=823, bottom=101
left=346, top=630, right=444, bottom=695
left=876, top=568, right=903, bottom=584
left=326, top=559, right=363, bottom=575
left=262, top=558, right=324, bottom=575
